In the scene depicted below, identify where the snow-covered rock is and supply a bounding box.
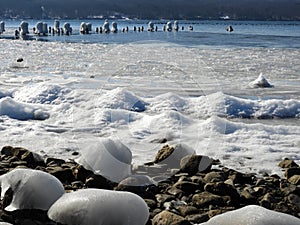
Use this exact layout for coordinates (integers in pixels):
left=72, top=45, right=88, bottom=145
left=249, top=73, right=273, bottom=88
left=198, top=205, right=300, bottom=225
left=148, top=21, right=154, bottom=32
left=48, top=189, right=149, bottom=225
left=111, top=22, right=118, bottom=33
left=20, top=21, right=29, bottom=36
left=76, top=138, right=132, bottom=182
left=0, top=21, right=5, bottom=34
left=0, top=169, right=64, bottom=211
left=103, top=19, right=110, bottom=33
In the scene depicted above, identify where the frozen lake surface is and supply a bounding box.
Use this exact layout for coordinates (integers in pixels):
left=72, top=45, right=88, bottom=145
left=0, top=19, right=299, bottom=177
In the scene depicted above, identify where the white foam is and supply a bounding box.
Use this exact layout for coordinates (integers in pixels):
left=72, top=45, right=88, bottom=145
left=48, top=189, right=149, bottom=225
left=198, top=205, right=300, bottom=225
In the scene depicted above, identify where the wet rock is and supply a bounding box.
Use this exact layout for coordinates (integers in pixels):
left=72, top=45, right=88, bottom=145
left=204, top=171, right=227, bottom=183
left=285, top=167, right=300, bottom=179
left=186, top=213, right=209, bottom=224
left=46, top=166, right=74, bottom=183
left=144, top=199, right=157, bottom=209
left=288, top=175, right=300, bottom=185
left=152, top=210, right=192, bottom=225
left=172, top=181, right=202, bottom=195
left=177, top=205, right=199, bottom=217
left=204, top=182, right=240, bottom=202
left=180, top=155, right=212, bottom=175
left=45, top=157, right=66, bottom=166
left=192, top=192, right=225, bottom=208
left=1, top=146, right=27, bottom=158
left=85, top=174, right=113, bottom=190
left=278, top=158, right=299, bottom=168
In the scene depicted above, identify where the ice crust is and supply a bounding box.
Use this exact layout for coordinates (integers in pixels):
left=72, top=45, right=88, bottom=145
left=48, top=188, right=149, bottom=225
left=0, top=169, right=65, bottom=211
left=198, top=205, right=300, bottom=225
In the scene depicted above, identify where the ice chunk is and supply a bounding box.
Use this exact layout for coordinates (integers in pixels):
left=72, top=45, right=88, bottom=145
left=0, top=97, right=49, bottom=120
left=0, top=169, right=64, bottom=211
left=198, top=205, right=300, bottom=225
left=76, top=138, right=132, bottom=182
left=249, top=73, right=273, bottom=88
left=48, top=188, right=149, bottom=225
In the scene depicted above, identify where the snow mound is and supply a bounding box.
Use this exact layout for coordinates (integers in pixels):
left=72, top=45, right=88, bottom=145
left=150, top=92, right=188, bottom=112
left=76, top=138, right=132, bottom=182
left=0, top=97, right=49, bottom=120
left=0, top=169, right=64, bottom=211
left=0, top=90, right=13, bottom=99
left=209, top=92, right=300, bottom=118
left=198, top=205, right=300, bottom=225
left=13, top=83, right=71, bottom=104
left=48, top=189, right=149, bottom=225
left=249, top=73, right=273, bottom=88
left=98, top=88, right=147, bottom=112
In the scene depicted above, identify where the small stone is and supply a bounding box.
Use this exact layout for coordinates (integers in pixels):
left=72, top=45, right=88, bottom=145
left=85, top=174, right=113, bottom=189
left=177, top=205, right=199, bottom=217
left=144, top=199, right=157, bottom=209
left=152, top=210, right=192, bottom=225
left=192, top=192, right=225, bottom=208
left=45, top=157, right=66, bottom=166
left=288, top=175, right=300, bottom=185
left=46, top=167, right=74, bottom=183
left=186, top=213, right=209, bottom=224
left=204, top=171, right=226, bottom=183
left=172, top=181, right=202, bottom=195
left=180, top=155, right=213, bottom=175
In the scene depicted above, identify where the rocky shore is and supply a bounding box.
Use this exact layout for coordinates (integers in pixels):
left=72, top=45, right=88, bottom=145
left=0, top=145, right=299, bottom=225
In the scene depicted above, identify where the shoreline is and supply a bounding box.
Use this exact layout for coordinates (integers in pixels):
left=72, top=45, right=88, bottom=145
left=0, top=145, right=299, bottom=224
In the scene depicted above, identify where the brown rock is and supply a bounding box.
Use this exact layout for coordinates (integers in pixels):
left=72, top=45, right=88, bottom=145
left=288, top=175, right=300, bottom=185
left=46, top=167, right=75, bottom=183
left=204, top=182, right=240, bottom=201
left=85, top=174, right=113, bottom=189
left=152, top=210, right=192, bottom=225
left=285, top=167, right=300, bottom=179
left=192, top=192, right=225, bottom=208
left=180, top=155, right=212, bottom=175
left=177, top=205, right=199, bottom=217
left=204, top=171, right=226, bottom=183
left=278, top=159, right=299, bottom=168
left=186, top=213, right=209, bottom=224
left=172, top=181, right=202, bottom=195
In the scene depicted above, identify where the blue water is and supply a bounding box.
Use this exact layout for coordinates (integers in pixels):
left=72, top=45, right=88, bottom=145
left=1, top=19, right=300, bottom=48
